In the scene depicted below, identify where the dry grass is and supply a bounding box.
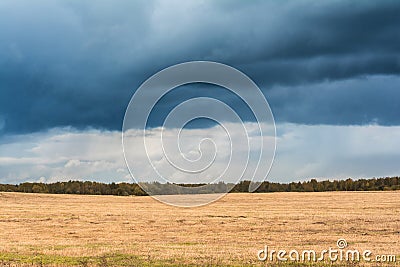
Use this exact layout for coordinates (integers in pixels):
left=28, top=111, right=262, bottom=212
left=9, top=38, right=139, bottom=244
left=0, top=191, right=399, bottom=266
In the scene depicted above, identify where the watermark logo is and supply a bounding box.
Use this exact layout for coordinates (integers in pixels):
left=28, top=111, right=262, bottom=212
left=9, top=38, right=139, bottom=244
left=122, top=61, right=276, bottom=207
left=336, top=238, right=347, bottom=249
left=257, top=238, right=396, bottom=263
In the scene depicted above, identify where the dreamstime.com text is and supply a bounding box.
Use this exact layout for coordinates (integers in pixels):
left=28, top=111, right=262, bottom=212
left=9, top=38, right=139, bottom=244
left=257, top=239, right=396, bottom=263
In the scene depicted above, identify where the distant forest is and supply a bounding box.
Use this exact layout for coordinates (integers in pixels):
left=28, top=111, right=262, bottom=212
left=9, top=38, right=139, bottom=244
left=0, top=176, right=399, bottom=196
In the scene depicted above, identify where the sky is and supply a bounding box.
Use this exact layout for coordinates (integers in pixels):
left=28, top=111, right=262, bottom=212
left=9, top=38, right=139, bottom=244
left=0, top=0, right=400, bottom=184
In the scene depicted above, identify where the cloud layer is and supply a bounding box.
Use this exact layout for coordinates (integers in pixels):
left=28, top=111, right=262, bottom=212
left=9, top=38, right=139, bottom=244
left=1, top=1, right=399, bottom=183
left=1, top=124, right=399, bottom=184
left=1, top=0, right=400, bottom=133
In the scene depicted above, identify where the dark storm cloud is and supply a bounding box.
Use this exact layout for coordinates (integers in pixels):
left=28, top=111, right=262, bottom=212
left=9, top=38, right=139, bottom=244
left=1, top=0, right=400, bottom=133
left=268, top=75, right=400, bottom=126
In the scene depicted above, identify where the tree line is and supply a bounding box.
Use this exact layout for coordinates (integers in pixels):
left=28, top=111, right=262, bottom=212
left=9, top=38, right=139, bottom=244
left=0, top=176, right=398, bottom=196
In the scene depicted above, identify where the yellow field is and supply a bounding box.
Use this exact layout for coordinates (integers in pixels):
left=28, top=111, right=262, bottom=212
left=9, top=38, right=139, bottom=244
left=0, top=191, right=399, bottom=266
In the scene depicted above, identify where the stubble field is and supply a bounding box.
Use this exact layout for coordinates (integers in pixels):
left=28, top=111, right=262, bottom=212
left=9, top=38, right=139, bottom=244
left=0, top=191, right=399, bottom=266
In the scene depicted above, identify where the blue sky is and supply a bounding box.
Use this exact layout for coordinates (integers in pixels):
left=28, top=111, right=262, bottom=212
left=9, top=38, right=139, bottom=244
left=0, top=0, right=400, bottom=184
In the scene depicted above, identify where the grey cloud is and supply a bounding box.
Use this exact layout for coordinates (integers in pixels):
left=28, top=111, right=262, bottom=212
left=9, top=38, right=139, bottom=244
left=268, top=75, right=400, bottom=125
left=0, top=0, right=400, bottom=134
left=1, top=124, right=400, bottom=184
